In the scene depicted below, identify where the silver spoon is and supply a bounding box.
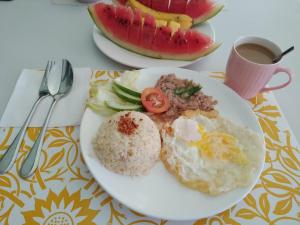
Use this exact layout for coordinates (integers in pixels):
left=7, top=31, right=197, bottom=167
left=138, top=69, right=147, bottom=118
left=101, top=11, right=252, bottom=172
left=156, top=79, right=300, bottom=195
left=19, top=59, right=74, bottom=178
left=0, top=61, right=55, bottom=174
left=272, top=46, right=294, bottom=63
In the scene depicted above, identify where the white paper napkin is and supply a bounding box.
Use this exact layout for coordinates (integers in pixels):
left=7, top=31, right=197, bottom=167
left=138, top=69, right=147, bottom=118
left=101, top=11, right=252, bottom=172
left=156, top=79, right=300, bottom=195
left=0, top=68, right=92, bottom=127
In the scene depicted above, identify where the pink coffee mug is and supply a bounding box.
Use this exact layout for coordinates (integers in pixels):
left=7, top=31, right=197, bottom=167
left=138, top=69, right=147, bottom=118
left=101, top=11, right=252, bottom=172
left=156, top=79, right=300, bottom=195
left=224, top=36, right=293, bottom=99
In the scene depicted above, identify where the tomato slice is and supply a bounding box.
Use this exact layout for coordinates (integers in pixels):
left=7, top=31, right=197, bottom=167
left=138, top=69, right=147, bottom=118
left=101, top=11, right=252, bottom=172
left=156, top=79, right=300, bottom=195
left=141, top=88, right=170, bottom=113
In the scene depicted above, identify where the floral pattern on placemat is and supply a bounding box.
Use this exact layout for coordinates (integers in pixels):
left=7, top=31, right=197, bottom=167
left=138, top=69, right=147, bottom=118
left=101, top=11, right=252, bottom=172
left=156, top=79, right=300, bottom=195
left=0, top=70, right=299, bottom=225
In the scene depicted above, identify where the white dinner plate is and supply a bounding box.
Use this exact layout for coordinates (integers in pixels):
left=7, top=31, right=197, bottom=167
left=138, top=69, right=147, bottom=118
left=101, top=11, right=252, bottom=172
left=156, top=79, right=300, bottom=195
left=80, top=67, right=265, bottom=221
left=93, top=22, right=216, bottom=68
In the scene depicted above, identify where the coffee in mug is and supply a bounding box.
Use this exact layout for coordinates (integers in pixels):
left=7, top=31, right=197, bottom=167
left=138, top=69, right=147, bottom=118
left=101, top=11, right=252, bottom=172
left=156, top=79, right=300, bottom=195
left=236, top=43, right=276, bottom=64
left=225, top=36, right=293, bottom=99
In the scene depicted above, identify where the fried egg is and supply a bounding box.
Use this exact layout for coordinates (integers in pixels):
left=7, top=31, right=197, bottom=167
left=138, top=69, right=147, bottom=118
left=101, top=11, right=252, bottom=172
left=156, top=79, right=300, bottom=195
left=161, top=113, right=264, bottom=195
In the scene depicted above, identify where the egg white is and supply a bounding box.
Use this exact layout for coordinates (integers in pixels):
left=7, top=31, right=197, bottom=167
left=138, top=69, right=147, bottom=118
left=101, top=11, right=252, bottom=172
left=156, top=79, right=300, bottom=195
left=161, top=114, right=264, bottom=195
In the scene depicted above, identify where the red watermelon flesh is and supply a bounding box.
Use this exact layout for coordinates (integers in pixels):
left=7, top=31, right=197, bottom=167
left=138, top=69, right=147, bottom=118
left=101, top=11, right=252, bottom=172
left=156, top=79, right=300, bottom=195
left=151, top=0, right=169, bottom=12
left=169, top=30, right=188, bottom=54
left=116, top=0, right=128, bottom=5
left=114, top=6, right=133, bottom=41
left=93, top=3, right=116, bottom=34
left=186, top=0, right=213, bottom=18
left=138, top=0, right=152, bottom=7
left=88, top=2, right=218, bottom=60
left=152, top=26, right=172, bottom=52
left=128, top=10, right=143, bottom=45
left=169, top=0, right=187, bottom=14
left=140, top=14, right=156, bottom=49
left=185, top=30, right=212, bottom=53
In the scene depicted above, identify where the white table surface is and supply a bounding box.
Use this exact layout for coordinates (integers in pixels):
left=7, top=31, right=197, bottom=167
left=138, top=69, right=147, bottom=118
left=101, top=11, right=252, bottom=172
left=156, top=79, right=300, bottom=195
left=0, top=0, right=299, bottom=142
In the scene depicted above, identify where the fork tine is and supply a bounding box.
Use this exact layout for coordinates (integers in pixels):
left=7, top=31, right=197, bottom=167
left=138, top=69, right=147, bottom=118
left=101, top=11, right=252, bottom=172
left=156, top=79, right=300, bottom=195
left=44, top=61, right=51, bottom=74
left=47, top=60, right=54, bottom=74
left=48, top=60, right=55, bottom=74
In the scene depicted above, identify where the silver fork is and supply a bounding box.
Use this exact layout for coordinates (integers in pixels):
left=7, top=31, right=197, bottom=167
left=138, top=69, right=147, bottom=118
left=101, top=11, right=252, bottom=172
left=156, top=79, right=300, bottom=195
left=0, top=61, right=55, bottom=174
left=20, top=59, right=73, bottom=178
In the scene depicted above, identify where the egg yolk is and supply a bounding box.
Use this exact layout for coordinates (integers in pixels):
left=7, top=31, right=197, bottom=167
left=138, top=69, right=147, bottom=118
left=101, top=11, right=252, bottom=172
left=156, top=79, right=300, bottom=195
left=190, top=126, right=248, bottom=165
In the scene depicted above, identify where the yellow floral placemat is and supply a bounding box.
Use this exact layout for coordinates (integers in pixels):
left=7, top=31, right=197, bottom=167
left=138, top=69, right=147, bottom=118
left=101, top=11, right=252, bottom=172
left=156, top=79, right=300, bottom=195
left=0, top=70, right=299, bottom=225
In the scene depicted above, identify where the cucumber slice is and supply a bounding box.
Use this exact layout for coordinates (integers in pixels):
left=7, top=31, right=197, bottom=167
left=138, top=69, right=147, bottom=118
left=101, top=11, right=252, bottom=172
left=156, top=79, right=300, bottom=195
left=86, top=100, right=116, bottom=116
left=112, top=84, right=141, bottom=104
left=113, top=80, right=141, bottom=97
left=104, top=101, right=144, bottom=112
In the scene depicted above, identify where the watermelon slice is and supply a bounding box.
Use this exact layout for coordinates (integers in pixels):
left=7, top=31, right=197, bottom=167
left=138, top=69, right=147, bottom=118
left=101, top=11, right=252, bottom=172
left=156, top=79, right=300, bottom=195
left=151, top=0, right=169, bottom=12
left=169, top=0, right=187, bottom=14
left=132, top=0, right=223, bottom=24
left=152, top=26, right=172, bottom=52
left=138, top=0, right=151, bottom=7
left=169, top=30, right=189, bottom=54
left=186, top=0, right=212, bottom=18
left=186, top=0, right=223, bottom=24
left=88, top=2, right=219, bottom=61
left=141, top=14, right=156, bottom=49
left=128, top=9, right=143, bottom=45
left=93, top=3, right=116, bottom=33
left=116, top=0, right=128, bottom=5
left=185, top=30, right=213, bottom=54
left=114, top=6, right=133, bottom=41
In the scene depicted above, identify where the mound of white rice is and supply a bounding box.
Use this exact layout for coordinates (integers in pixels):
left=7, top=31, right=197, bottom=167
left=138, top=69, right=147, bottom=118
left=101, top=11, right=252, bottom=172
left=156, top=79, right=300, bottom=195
left=93, top=111, right=161, bottom=176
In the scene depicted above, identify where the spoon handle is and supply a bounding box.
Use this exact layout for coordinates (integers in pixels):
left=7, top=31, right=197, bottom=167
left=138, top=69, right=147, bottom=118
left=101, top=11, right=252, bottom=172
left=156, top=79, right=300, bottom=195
left=19, top=97, right=58, bottom=178
left=273, top=46, right=295, bottom=63
left=0, top=95, right=48, bottom=174
left=281, top=46, right=294, bottom=58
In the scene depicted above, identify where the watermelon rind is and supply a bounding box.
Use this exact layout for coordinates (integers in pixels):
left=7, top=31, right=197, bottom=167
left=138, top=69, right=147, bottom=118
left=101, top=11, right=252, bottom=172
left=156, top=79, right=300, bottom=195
left=88, top=5, right=220, bottom=61
left=193, top=4, right=224, bottom=25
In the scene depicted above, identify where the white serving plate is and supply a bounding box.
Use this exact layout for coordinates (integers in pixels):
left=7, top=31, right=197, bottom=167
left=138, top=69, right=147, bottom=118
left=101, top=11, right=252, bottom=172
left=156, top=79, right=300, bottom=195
left=80, top=67, right=265, bottom=220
